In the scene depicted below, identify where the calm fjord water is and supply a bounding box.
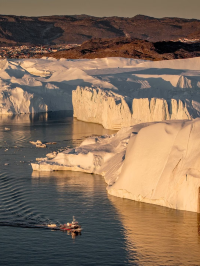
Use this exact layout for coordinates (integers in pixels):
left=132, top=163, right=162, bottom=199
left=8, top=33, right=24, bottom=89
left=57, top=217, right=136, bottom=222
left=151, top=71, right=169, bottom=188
left=0, top=112, right=199, bottom=266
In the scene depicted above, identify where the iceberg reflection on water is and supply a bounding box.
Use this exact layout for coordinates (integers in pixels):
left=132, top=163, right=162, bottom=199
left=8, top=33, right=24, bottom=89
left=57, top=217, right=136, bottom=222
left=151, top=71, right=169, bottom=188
left=109, top=195, right=200, bottom=266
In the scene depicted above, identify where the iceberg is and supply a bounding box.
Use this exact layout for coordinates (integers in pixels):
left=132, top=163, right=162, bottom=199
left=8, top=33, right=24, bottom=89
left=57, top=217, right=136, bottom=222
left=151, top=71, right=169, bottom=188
left=108, top=119, right=200, bottom=213
left=32, top=119, right=200, bottom=213
left=73, top=86, right=194, bottom=129
left=71, top=57, right=200, bottom=129
left=0, top=57, right=144, bottom=114
left=0, top=57, right=200, bottom=121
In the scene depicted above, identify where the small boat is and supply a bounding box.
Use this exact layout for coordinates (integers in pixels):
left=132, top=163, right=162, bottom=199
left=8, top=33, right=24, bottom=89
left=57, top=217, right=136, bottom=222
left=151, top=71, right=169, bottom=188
left=59, top=216, right=82, bottom=232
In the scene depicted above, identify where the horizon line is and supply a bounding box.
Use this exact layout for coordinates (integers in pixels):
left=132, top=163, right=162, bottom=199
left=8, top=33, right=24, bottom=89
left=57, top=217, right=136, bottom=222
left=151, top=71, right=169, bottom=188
left=0, top=13, right=199, bottom=21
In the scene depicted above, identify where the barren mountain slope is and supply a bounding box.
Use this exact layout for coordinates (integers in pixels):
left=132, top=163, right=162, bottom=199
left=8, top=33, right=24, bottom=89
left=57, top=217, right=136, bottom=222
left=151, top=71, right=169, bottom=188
left=0, top=14, right=200, bottom=46
left=37, top=37, right=200, bottom=60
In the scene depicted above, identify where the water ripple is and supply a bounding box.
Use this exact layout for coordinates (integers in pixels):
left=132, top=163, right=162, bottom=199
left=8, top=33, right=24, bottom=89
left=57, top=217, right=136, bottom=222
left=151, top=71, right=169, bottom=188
left=0, top=172, right=55, bottom=228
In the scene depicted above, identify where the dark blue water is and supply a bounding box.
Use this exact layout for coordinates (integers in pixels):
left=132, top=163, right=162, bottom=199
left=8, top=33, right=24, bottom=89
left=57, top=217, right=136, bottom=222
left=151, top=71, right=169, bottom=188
left=0, top=112, right=200, bottom=266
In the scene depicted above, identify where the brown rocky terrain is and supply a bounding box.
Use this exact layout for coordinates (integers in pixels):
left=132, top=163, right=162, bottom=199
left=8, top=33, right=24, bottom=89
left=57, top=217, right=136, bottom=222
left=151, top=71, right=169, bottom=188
left=35, top=37, right=200, bottom=60
left=0, top=14, right=200, bottom=46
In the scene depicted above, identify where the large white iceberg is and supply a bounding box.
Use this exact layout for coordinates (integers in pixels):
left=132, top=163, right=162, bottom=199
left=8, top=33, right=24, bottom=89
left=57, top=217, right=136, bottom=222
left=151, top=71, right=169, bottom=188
left=1, top=56, right=200, bottom=124
left=108, top=119, right=200, bottom=213
left=32, top=118, right=200, bottom=213
left=0, top=57, right=145, bottom=114
left=73, top=86, right=194, bottom=130
left=72, top=58, right=200, bottom=129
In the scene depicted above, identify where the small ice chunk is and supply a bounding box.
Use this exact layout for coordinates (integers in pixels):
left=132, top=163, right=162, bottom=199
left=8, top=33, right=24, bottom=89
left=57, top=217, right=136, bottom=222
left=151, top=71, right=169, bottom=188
left=30, top=140, right=46, bottom=148
left=30, top=140, right=42, bottom=145
left=36, top=143, right=46, bottom=148
left=5, top=127, right=10, bottom=131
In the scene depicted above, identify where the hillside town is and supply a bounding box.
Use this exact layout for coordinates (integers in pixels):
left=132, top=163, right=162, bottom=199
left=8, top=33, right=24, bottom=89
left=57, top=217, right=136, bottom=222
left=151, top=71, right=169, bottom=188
left=0, top=44, right=79, bottom=59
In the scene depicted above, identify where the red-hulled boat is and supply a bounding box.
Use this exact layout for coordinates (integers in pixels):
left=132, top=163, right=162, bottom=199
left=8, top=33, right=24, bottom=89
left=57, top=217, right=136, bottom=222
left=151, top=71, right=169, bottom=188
left=60, top=216, right=82, bottom=232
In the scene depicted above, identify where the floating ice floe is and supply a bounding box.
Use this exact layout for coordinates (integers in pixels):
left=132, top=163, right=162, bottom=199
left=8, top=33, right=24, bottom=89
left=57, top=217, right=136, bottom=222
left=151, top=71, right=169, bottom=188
left=30, top=140, right=46, bottom=148
left=29, top=140, right=57, bottom=148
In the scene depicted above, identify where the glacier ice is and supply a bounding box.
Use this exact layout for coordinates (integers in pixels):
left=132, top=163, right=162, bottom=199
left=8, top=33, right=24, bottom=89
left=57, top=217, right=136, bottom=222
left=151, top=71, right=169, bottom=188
left=71, top=58, right=200, bottom=129
left=0, top=57, right=200, bottom=119
left=32, top=118, right=200, bottom=213
left=108, top=119, right=200, bottom=213
left=73, top=86, right=198, bottom=129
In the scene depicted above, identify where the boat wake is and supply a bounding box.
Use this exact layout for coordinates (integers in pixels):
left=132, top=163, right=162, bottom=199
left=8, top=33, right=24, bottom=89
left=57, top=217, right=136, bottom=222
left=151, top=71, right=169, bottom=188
left=0, top=172, right=59, bottom=230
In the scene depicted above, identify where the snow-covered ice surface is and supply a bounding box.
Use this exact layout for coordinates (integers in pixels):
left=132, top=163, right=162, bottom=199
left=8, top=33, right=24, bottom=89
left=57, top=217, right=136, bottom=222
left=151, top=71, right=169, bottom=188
left=0, top=57, right=144, bottom=114
left=73, top=57, right=200, bottom=129
left=32, top=118, right=200, bottom=213
left=1, top=56, right=200, bottom=128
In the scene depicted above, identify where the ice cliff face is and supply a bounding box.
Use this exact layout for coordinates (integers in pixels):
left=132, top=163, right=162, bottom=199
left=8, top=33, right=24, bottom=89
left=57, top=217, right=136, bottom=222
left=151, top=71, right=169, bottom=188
left=32, top=119, right=200, bottom=213
left=1, top=57, right=200, bottom=117
left=0, top=57, right=145, bottom=114
left=0, top=85, right=48, bottom=114
left=108, top=119, right=200, bottom=213
left=73, top=86, right=196, bottom=129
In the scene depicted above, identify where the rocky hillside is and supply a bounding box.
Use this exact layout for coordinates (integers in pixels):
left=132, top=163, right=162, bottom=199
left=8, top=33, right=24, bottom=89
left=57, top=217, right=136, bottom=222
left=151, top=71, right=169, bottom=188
left=1, top=14, right=200, bottom=46
left=37, top=37, right=200, bottom=60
